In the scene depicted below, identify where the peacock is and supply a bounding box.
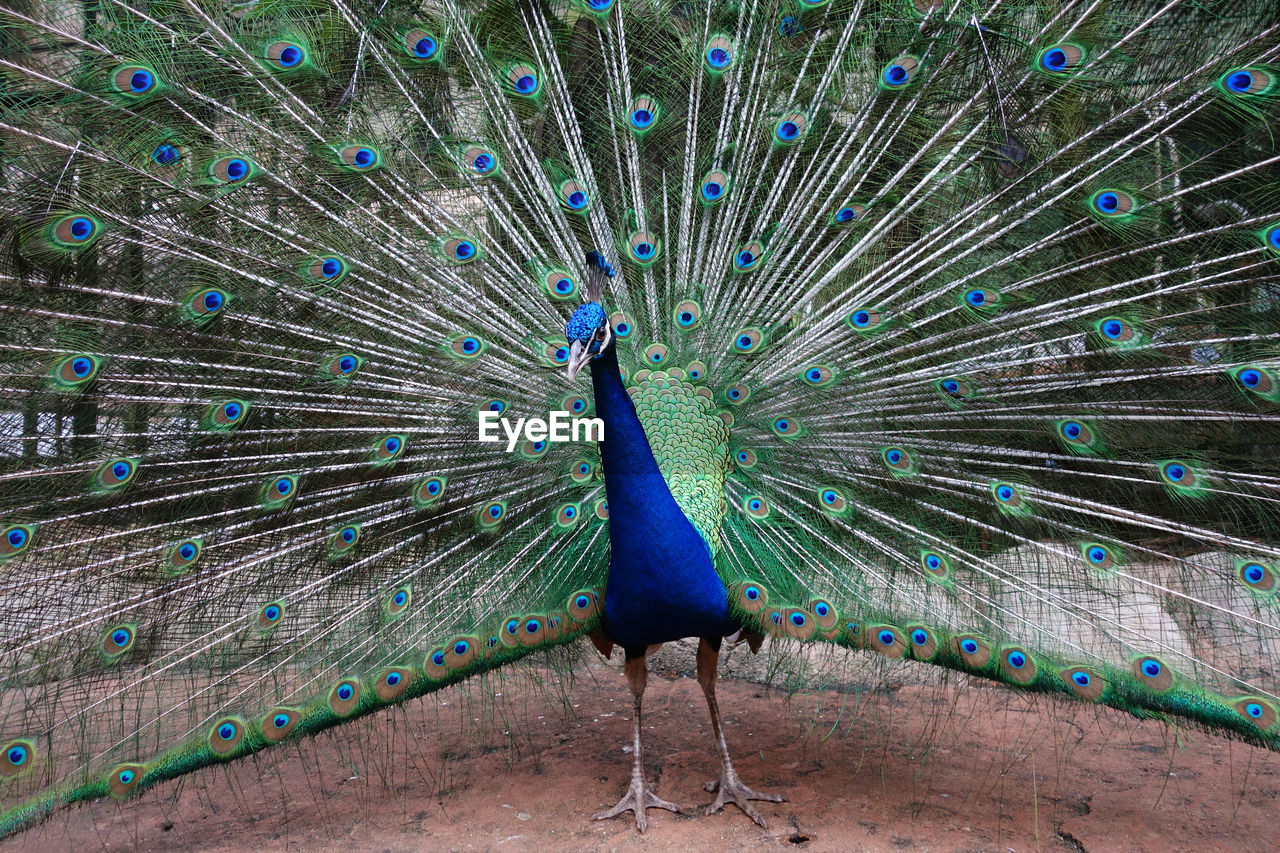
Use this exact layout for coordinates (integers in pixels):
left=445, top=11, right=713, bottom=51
left=1, top=0, right=1279, bottom=839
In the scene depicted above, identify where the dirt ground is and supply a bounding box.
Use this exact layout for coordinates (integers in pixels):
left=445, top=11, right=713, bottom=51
left=5, top=644, right=1280, bottom=853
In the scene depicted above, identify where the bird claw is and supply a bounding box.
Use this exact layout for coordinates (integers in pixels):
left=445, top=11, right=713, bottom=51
left=593, top=779, right=683, bottom=833
left=703, top=774, right=785, bottom=827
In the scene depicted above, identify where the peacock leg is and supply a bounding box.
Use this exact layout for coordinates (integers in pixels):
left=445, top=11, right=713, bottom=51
left=592, top=650, right=684, bottom=832
left=697, top=636, right=785, bottom=827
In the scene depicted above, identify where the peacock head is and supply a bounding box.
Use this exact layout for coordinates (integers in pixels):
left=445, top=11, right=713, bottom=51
left=565, top=250, right=617, bottom=381
left=565, top=302, right=612, bottom=381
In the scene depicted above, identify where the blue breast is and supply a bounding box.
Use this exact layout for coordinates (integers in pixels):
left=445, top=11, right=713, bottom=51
left=589, top=345, right=735, bottom=650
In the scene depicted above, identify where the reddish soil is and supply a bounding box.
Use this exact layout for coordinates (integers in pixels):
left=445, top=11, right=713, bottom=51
left=5, top=650, right=1279, bottom=852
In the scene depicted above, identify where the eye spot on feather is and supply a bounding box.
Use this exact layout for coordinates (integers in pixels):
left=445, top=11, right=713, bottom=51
left=920, top=550, right=950, bottom=580
left=330, top=679, right=361, bottom=717
left=1158, top=459, right=1200, bottom=491
left=53, top=354, right=100, bottom=389
left=1096, top=316, right=1139, bottom=346
left=167, top=538, right=202, bottom=573
left=329, top=525, right=361, bottom=557
left=628, top=95, right=659, bottom=131
left=881, top=55, right=919, bottom=88
left=50, top=214, right=102, bottom=250
left=0, top=524, right=34, bottom=560
left=733, top=242, right=765, bottom=272
left=744, top=496, right=770, bottom=519
left=92, top=458, right=138, bottom=491
left=1219, top=66, right=1275, bottom=97
left=1265, top=224, right=1280, bottom=254
left=771, top=417, right=800, bottom=439
left=1060, top=666, right=1106, bottom=701
left=265, top=41, right=306, bottom=70
left=372, top=434, right=407, bottom=464
left=305, top=256, right=348, bottom=284
left=204, top=399, right=250, bottom=433
left=443, top=237, right=479, bottom=263
left=732, top=328, right=765, bottom=354
left=830, top=203, right=866, bottom=227
left=568, top=589, right=602, bottom=622
left=413, top=476, right=446, bottom=507
left=112, top=64, right=159, bottom=96
left=704, top=35, right=735, bottom=72
left=1232, top=365, right=1277, bottom=399
left=953, top=634, right=991, bottom=668
left=208, top=717, right=244, bottom=757
left=962, top=288, right=1001, bottom=312
left=479, top=501, right=507, bottom=529
left=2, top=741, right=32, bottom=778
left=817, top=487, right=847, bottom=514
left=723, top=383, right=750, bottom=405
left=1081, top=542, right=1117, bottom=571
left=151, top=143, right=180, bottom=166
left=773, top=113, right=807, bottom=145
left=208, top=155, right=255, bottom=185
left=607, top=321, right=633, bottom=344
left=336, top=144, right=381, bottom=171
left=907, top=626, right=939, bottom=661
left=730, top=581, right=768, bottom=613
left=802, top=365, right=834, bottom=387
left=385, top=585, right=412, bottom=618
left=518, top=617, right=545, bottom=647
left=1036, top=43, right=1085, bottom=74
left=1234, top=698, right=1277, bottom=731
left=554, top=503, right=580, bottom=528
left=257, top=601, right=285, bottom=633
left=461, top=145, right=498, bottom=176
left=847, top=308, right=883, bottom=331
left=107, top=762, right=144, bottom=797
left=405, top=29, right=438, bottom=61
left=261, top=475, right=297, bottom=512
left=999, top=647, right=1037, bottom=684
left=425, top=647, right=451, bottom=678
left=700, top=171, right=729, bottom=204
left=807, top=599, right=837, bottom=630
left=506, top=64, right=541, bottom=97
left=1132, top=655, right=1174, bottom=692
left=1088, top=188, right=1136, bottom=218
left=1237, top=560, right=1277, bottom=596
left=868, top=625, right=907, bottom=658
left=644, top=343, right=668, bottom=365
left=991, top=482, right=1026, bottom=512
left=376, top=668, right=412, bottom=702
left=673, top=300, right=702, bottom=330
left=558, top=180, right=590, bottom=212
left=449, top=335, right=485, bottom=360
left=777, top=608, right=815, bottom=640
left=881, top=447, right=915, bottom=475
left=628, top=232, right=660, bottom=265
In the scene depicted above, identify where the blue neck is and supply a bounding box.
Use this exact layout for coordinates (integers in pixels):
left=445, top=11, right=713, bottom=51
left=588, top=343, right=733, bottom=650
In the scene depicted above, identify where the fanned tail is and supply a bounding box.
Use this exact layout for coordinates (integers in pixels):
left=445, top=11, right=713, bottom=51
left=0, top=0, right=1278, bottom=838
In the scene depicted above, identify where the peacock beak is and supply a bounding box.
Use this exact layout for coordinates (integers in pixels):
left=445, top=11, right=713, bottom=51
left=566, top=340, right=592, bottom=382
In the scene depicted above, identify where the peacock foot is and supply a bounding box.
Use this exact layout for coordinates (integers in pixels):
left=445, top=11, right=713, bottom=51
left=592, top=778, right=684, bottom=833
left=703, top=772, right=785, bottom=827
